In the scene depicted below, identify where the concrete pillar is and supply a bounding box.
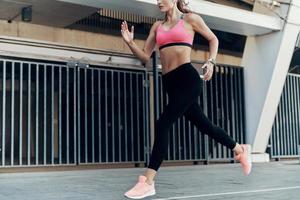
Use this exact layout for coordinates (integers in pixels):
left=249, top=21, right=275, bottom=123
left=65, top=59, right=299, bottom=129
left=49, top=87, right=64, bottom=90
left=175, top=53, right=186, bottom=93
left=242, top=0, right=300, bottom=162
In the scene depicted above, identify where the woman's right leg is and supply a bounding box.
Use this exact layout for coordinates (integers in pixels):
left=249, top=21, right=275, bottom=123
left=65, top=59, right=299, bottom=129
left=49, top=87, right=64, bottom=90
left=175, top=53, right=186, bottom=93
left=146, top=97, right=194, bottom=183
left=124, top=99, right=193, bottom=199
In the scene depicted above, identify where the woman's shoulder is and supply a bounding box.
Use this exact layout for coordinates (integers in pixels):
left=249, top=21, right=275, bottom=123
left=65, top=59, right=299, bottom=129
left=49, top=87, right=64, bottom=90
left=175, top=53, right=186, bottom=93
left=182, top=12, right=203, bottom=23
left=153, top=20, right=163, bottom=27
left=151, top=20, right=163, bottom=31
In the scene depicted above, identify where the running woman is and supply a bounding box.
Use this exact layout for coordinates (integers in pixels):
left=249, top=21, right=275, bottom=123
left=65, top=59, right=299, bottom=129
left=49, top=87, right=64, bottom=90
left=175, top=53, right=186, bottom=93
left=121, top=0, right=252, bottom=199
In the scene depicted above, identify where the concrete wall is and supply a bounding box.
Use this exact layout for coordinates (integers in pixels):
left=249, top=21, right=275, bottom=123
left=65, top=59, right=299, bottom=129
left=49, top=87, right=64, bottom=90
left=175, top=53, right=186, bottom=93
left=0, top=20, right=242, bottom=66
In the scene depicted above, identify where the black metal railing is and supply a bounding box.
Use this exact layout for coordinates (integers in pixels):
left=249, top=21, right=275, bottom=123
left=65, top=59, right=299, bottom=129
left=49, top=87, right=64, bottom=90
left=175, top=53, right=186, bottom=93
left=269, top=73, right=300, bottom=159
left=0, top=59, right=77, bottom=166
left=0, top=54, right=248, bottom=168
left=76, top=66, right=150, bottom=164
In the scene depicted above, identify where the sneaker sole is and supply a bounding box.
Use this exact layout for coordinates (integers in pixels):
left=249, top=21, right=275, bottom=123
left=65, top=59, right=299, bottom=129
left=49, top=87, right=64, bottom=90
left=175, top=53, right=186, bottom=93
left=124, top=189, right=156, bottom=199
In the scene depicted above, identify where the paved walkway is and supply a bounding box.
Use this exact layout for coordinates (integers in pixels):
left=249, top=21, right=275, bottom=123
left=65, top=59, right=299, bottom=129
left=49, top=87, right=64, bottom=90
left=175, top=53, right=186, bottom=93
left=0, top=161, right=300, bottom=200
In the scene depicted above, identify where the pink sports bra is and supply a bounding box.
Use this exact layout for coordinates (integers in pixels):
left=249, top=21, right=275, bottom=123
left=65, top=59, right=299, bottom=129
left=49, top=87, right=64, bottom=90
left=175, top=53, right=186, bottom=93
left=156, top=18, right=194, bottom=50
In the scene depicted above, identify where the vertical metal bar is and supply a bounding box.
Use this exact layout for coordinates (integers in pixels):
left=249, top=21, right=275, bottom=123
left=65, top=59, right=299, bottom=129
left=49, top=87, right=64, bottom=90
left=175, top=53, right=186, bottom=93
left=105, top=71, right=108, bottom=162
left=196, top=97, right=200, bottom=160
left=236, top=69, right=244, bottom=144
left=282, top=81, right=287, bottom=157
left=224, top=67, right=230, bottom=158
left=210, top=67, right=219, bottom=158
left=172, top=85, right=176, bottom=160
left=218, top=67, right=223, bottom=158
left=292, top=76, right=297, bottom=155
left=296, top=76, right=300, bottom=152
left=130, top=73, right=134, bottom=161
left=59, top=67, right=62, bottom=164
left=77, top=67, right=81, bottom=163
left=34, top=65, right=38, bottom=165
left=124, top=72, right=128, bottom=162
left=238, top=68, right=243, bottom=144
left=239, top=68, right=245, bottom=145
left=286, top=77, right=290, bottom=156
left=291, top=76, right=296, bottom=155
left=177, top=110, right=181, bottom=160
left=91, top=69, right=95, bottom=163
left=98, top=70, right=102, bottom=163
left=216, top=67, right=220, bottom=159
left=230, top=68, right=236, bottom=148
left=290, top=76, right=295, bottom=155
left=51, top=66, right=54, bottom=165
left=11, top=62, right=15, bottom=166
left=27, top=64, right=31, bottom=165
left=2, top=62, right=6, bottom=166
left=292, top=76, right=300, bottom=155
left=287, top=76, right=292, bottom=155
left=279, top=84, right=284, bottom=157
left=280, top=80, right=286, bottom=157
left=152, top=52, right=159, bottom=121
left=280, top=81, right=287, bottom=157
left=288, top=76, right=292, bottom=155
left=171, top=123, right=175, bottom=160
left=272, top=113, right=277, bottom=157
left=142, top=72, right=147, bottom=163
left=284, top=80, right=289, bottom=156
left=234, top=68, right=240, bottom=144
left=43, top=66, right=47, bottom=165
left=84, top=68, right=88, bottom=163
left=182, top=118, right=186, bottom=160
left=118, top=72, right=122, bottom=162
left=145, top=73, right=150, bottom=164
left=19, top=63, right=23, bottom=165
left=193, top=120, right=197, bottom=160
left=291, top=76, right=295, bottom=155
left=111, top=71, right=115, bottom=162
left=73, top=68, right=77, bottom=164
left=203, top=76, right=209, bottom=162
left=284, top=77, right=289, bottom=156
left=136, top=74, right=140, bottom=161
left=275, top=85, right=281, bottom=157
left=219, top=66, right=224, bottom=158
left=296, top=76, right=300, bottom=154
left=188, top=118, right=192, bottom=160
left=66, top=67, right=70, bottom=164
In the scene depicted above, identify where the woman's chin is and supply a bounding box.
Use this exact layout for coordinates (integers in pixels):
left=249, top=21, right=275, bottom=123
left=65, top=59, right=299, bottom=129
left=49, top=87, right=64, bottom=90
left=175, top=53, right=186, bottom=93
left=159, top=7, right=167, bottom=12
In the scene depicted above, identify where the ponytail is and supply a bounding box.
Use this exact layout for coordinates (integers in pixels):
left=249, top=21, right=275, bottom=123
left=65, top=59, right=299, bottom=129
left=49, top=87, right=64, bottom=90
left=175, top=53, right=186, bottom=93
left=163, top=0, right=192, bottom=22
left=177, top=0, right=192, bottom=14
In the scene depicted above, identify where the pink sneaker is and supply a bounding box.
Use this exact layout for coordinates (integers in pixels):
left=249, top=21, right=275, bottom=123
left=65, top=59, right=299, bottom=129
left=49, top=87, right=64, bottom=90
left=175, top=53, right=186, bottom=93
left=234, top=144, right=252, bottom=176
left=124, top=175, right=156, bottom=199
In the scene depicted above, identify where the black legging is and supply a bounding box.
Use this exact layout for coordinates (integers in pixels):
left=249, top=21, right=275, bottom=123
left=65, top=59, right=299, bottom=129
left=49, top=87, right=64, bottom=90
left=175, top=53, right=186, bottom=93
left=148, top=63, right=237, bottom=171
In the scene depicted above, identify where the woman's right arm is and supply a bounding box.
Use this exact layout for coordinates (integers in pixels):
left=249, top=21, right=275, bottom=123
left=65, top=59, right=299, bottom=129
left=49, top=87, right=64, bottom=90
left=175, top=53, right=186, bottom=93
left=121, top=21, right=160, bottom=64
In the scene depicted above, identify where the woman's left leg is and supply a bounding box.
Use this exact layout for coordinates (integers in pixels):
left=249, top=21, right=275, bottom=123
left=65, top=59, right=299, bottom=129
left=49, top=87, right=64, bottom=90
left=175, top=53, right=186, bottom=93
left=183, top=101, right=252, bottom=175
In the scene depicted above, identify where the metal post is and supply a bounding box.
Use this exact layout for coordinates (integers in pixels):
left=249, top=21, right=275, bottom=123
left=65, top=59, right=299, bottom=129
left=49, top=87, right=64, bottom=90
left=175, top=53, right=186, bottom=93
left=152, top=51, right=159, bottom=121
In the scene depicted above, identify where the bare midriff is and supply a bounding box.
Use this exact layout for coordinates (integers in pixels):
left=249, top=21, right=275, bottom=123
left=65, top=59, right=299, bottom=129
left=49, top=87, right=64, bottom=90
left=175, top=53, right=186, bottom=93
left=159, top=46, right=192, bottom=75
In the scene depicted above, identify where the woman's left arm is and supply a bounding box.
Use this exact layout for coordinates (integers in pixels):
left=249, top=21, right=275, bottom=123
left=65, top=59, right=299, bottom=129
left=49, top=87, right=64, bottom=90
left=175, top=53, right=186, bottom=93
left=186, top=13, right=219, bottom=81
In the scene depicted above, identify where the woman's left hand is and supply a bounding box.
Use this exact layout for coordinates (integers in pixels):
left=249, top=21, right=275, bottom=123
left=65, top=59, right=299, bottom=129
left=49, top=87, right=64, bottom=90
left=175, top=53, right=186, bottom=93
left=201, top=61, right=214, bottom=81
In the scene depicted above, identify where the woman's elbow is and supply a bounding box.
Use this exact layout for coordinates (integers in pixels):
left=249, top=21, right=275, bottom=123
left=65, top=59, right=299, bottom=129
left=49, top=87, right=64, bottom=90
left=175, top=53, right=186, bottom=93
left=211, top=36, right=218, bottom=44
